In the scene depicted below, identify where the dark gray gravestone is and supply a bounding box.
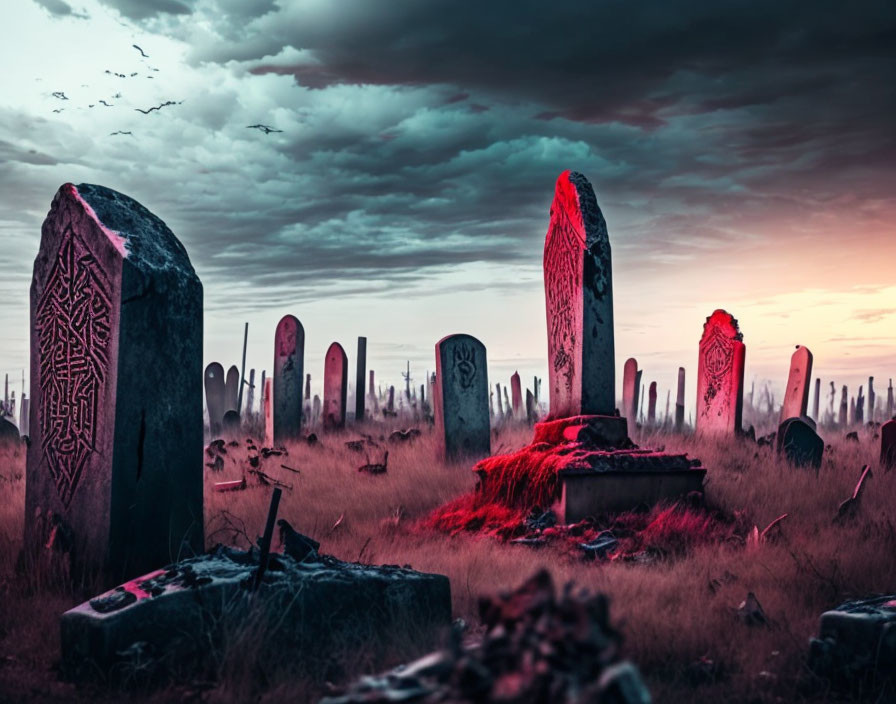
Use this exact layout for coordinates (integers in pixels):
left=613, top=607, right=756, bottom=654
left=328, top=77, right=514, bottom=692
left=881, top=419, right=896, bottom=470
left=544, top=170, right=614, bottom=418
left=355, top=336, right=367, bottom=423
left=776, top=417, right=823, bottom=469
left=224, top=365, right=239, bottom=414
left=510, top=371, right=523, bottom=419
left=0, top=416, right=20, bottom=444
left=27, top=183, right=203, bottom=580
left=323, top=342, right=348, bottom=429
left=204, top=362, right=226, bottom=435
left=647, top=382, right=657, bottom=425
left=273, top=315, right=304, bottom=443
left=434, top=334, right=490, bottom=460
left=675, top=367, right=685, bottom=432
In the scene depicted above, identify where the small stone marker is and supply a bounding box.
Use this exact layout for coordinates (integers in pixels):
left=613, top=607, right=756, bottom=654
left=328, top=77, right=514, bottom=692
left=434, top=334, right=490, bottom=460
left=323, top=342, right=348, bottom=429
left=224, top=364, right=239, bottom=414
left=622, top=358, right=638, bottom=430
left=880, top=419, right=896, bottom=470
left=387, top=386, right=395, bottom=413
left=543, top=170, right=614, bottom=418
left=204, top=362, right=226, bottom=434
left=675, top=367, right=685, bottom=432
left=355, top=336, right=367, bottom=423
left=696, top=310, right=745, bottom=437
left=27, top=183, right=203, bottom=579
left=263, top=377, right=273, bottom=446
left=274, top=315, right=304, bottom=443
left=312, top=394, right=322, bottom=422
left=647, top=382, right=657, bottom=425
left=776, top=417, right=824, bottom=469
left=510, top=371, right=523, bottom=419
left=304, top=373, right=311, bottom=401
left=780, top=345, right=813, bottom=423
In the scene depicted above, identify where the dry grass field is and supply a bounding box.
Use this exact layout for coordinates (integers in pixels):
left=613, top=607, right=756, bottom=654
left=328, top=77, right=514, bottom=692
left=1, top=419, right=894, bottom=703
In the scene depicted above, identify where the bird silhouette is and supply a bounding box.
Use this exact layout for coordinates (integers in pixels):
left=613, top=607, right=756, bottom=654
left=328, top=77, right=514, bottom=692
left=135, top=100, right=178, bottom=114
left=132, top=44, right=148, bottom=58
left=98, top=100, right=113, bottom=107
left=51, top=91, right=68, bottom=100
left=110, top=131, right=133, bottom=136
left=52, top=108, right=64, bottom=113
left=247, top=124, right=283, bottom=134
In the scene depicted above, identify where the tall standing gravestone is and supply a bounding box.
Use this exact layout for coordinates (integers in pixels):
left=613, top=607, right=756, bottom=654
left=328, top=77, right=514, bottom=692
left=881, top=420, right=896, bottom=470
left=323, top=342, right=348, bottom=429
left=224, top=364, right=240, bottom=414
left=696, top=310, right=745, bottom=437
left=273, top=315, right=304, bottom=443
left=434, top=334, right=490, bottom=460
left=622, top=358, right=638, bottom=430
left=544, top=171, right=614, bottom=418
left=510, top=371, right=523, bottom=420
left=675, top=367, right=686, bottom=432
left=780, top=345, right=813, bottom=423
left=263, top=377, right=273, bottom=447
left=27, top=183, right=203, bottom=579
left=647, top=381, right=657, bottom=425
left=355, top=336, right=367, bottom=423
left=204, top=362, right=226, bottom=435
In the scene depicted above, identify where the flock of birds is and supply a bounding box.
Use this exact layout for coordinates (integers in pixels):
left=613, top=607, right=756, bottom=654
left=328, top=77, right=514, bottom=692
left=48, top=44, right=283, bottom=138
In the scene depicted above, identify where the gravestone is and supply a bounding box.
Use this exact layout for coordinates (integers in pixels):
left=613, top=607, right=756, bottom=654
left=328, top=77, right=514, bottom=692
left=263, top=377, right=273, bottom=447
left=274, top=315, right=304, bottom=443
left=543, top=170, right=614, bottom=418
left=887, top=379, right=894, bottom=419
left=622, top=358, right=638, bottom=430
left=511, top=371, right=523, bottom=419
left=246, top=369, right=256, bottom=419
left=323, top=342, right=348, bottom=429
left=27, top=182, right=203, bottom=579
left=305, top=373, right=311, bottom=401
left=839, top=385, right=848, bottom=426
left=434, top=334, right=490, bottom=460
left=777, top=417, right=824, bottom=469
left=868, top=377, right=875, bottom=423
left=647, top=382, right=657, bottom=425
left=696, top=310, right=745, bottom=437
left=849, top=397, right=856, bottom=426
left=204, top=362, right=226, bottom=435
left=675, top=367, right=685, bottom=432
left=224, top=365, right=240, bottom=414
left=0, top=416, right=19, bottom=444
left=355, top=337, right=367, bottom=423
left=856, top=386, right=865, bottom=425
left=19, top=394, right=30, bottom=437
left=812, top=378, right=821, bottom=421
left=880, top=420, right=896, bottom=470
left=259, top=369, right=266, bottom=413
left=312, top=394, right=321, bottom=423
left=780, top=346, right=813, bottom=423
left=526, top=389, right=535, bottom=424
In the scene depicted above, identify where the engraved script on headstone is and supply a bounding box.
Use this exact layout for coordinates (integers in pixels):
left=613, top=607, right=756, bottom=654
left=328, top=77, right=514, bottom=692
left=35, top=229, right=111, bottom=507
left=696, top=309, right=745, bottom=437
left=452, top=343, right=477, bottom=390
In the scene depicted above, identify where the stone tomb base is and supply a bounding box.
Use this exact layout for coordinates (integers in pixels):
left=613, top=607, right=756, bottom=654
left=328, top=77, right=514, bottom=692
left=61, top=547, right=451, bottom=678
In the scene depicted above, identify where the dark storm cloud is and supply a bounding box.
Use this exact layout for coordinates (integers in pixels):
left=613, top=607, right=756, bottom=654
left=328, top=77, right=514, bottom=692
left=33, top=0, right=77, bottom=16
left=97, top=0, right=193, bottom=20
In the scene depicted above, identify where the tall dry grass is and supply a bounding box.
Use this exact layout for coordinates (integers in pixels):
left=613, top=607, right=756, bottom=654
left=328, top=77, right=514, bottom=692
left=1, top=418, right=895, bottom=702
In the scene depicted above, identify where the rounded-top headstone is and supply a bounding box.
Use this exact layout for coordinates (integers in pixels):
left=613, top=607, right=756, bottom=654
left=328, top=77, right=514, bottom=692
left=780, top=346, right=813, bottom=424
left=543, top=170, right=614, bottom=419
left=273, top=315, right=304, bottom=442
left=323, top=342, right=348, bottom=429
left=696, top=309, right=745, bottom=437
left=434, top=334, right=490, bottom=460
left=204, top=361, right=226, bottom=434
left=27, top=183, right=203, bottom=579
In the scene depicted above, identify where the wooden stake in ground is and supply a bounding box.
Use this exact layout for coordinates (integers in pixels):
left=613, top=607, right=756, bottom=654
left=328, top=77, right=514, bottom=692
left=253, top=487, right=282, bottom=590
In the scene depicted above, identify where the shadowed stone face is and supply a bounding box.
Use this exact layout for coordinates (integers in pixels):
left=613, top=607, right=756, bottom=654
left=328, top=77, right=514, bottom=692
left=696, top=309, right=745, bottom=437
left=543, top=170, right=614, bottom=419
left=434, top=334, right=490, bottom=460
left=27, top=183, right=203, bottom=580
left=273, top=315, right=304, bottom=442
left=780, top=346, right=813, bottom=424
left=323, top=342, right=348, bottom=429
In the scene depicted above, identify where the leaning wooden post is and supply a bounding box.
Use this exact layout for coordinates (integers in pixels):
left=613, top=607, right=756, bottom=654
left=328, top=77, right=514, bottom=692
left=253, top=487, right=282, bottom=590
left=237, top=322, right=249, bottom=416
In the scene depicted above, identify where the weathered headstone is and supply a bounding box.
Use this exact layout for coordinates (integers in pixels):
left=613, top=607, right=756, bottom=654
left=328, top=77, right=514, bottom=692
left=780, top=345, right=813, bottom=423
left=647, top=382, right=657, bottom=425
left=387, top=386, right=395, bottom=413
left=0, top=416, right=19, bottom=444
left=839, top=385, right=848, bottom=426
left=543, top=170, right=614, bottom=418
left=204, top=362, right=226, bottom=435
left=27, top=182, right=203, bottom=579
left=777, top=417, right=824, bottom=469
left=312, top=394, right=321, bottom=423
left=525, top=389, right=535, bottom=424
left=887, top=379, right=894, bottom=419
left=323, top=342, right=348, bottom=429
left=622, top=358, right=638, bottom=430
left=274, top=315, right=304, bottom=443
left=304, top=373, right=311, bottom=401
left=434, top=334, right=490, bottom=460
left=812, top=378, right=821, bottom=421
left=880, top=419, right=896, bottom=470
left=224, top=364, right=239, bottom=414
left=856, top=386, right=865, bottom=425
left=867, top=376, right=875, bottom=424
left=510, top=371, right=523, bottom=420
left=696, top=310, right=745, bottom=437
left=19, top=394, right=30, bottom=437
left=675, top=367, right=685, bottom=432
left=263, top=377, right=273, bottom=447
left=355, top=337, right=367, bottom=423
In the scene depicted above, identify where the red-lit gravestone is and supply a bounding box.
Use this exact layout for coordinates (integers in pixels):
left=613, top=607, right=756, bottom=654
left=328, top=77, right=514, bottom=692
left=434, top=334, right=490, bottom=460
left=622, top=358, right=638, bottom=430
left=881, top=420, right=896, bottom=470
left=780, top=345, right=813, bottom=424
left=224, top=364, right=240, bottom=414
left=323, top=342, right=348, bottom=429
left=696, top=310, right=746, bottom=437
left=544, top=170, right=615, bottom=418
left=511, top=371, right=523, bottom=420
left=26, top=183, right=203, bottom=579
left=204, top=362, right=226, bottom=435
left=273, top=315, right=304, bottom=443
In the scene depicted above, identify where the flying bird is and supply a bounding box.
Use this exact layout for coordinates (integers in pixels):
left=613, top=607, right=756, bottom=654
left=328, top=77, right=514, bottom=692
left=247, top=124, right=283, bottom=134
left=134, top=100, right=178, bottom=114
left=130, top=72, right=138, bottom=77
left=132, top=44, right=148, bottom=58
left=52, top=108, right=64, bottom=113
left=51, top=91, right=68, bottom=100
left=110, top=131, right=133, bottom=136
left=98, top=100, right=113, bottom=107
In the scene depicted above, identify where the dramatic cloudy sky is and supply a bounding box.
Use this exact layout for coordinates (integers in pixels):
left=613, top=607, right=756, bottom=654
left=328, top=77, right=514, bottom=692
left=1, top=0, right=894, bottom=418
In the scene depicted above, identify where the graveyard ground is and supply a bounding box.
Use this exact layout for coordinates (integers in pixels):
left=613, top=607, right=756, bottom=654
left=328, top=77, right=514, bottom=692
left=1, top=423, right=894, bottom=703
